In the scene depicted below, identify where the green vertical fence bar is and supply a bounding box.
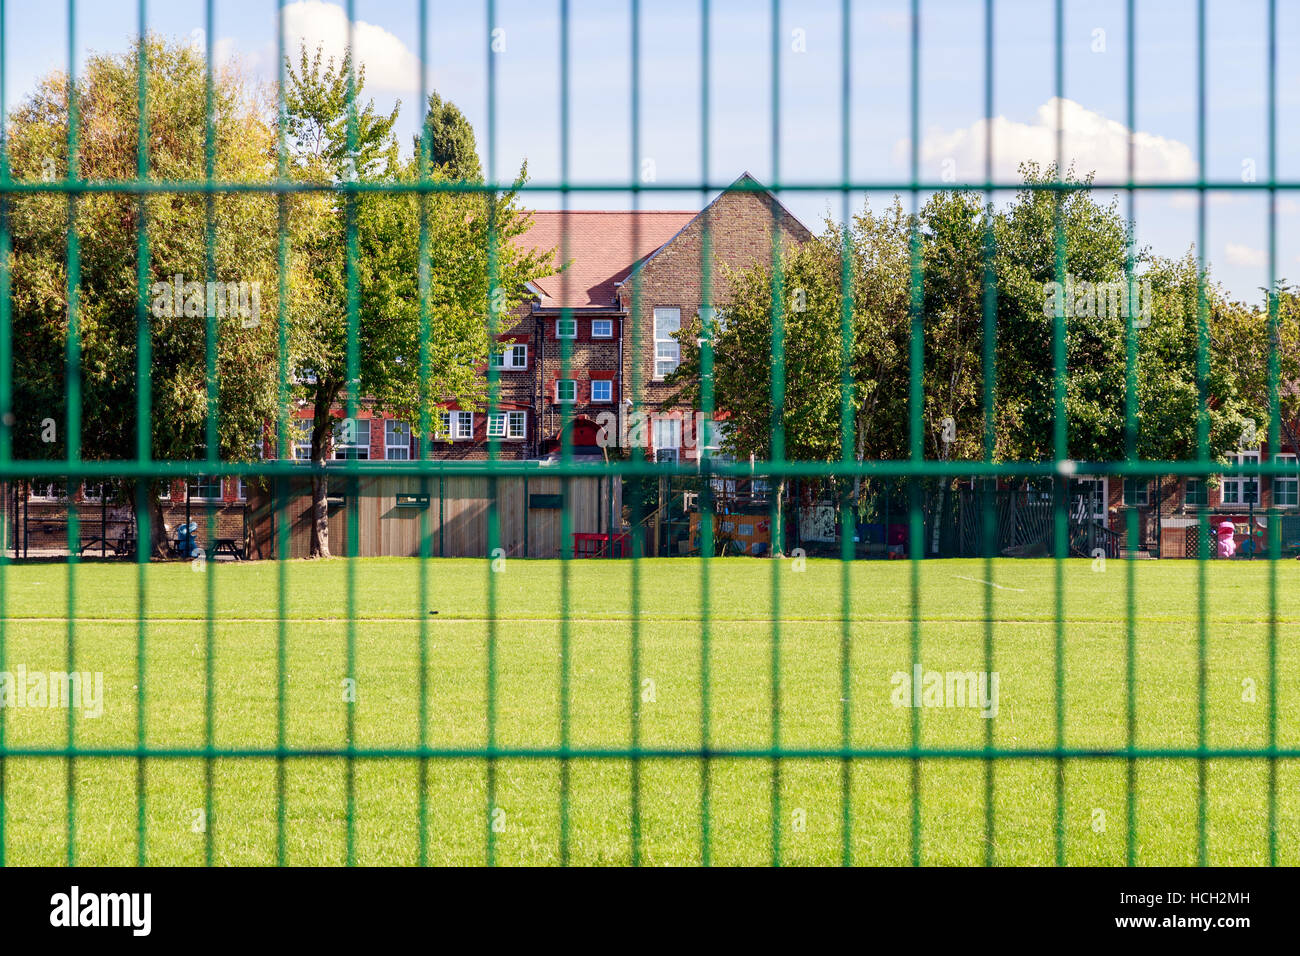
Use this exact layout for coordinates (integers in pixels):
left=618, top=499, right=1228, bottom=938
left=274, top=0, right=291, bottom=868
left=697, top=0, right=713, bottom=868
left=63, top=0, right=81, bottom=867
left=1265, top=0, right=1279, bottom=868
left=415, top=0, right=432, bottom=870
left=1050, top=0, right=1067, bottom=868
left=343, top=0, right=360, bottom=868
left=202, top=0, right=218, bottom=867
left=979, top=0, right=997, bottom=868
left=557, top=0, right=573, bottom=867
left=484, top=0, right=499, bottom=867
left=1123, top=0, right=1138, bottom=869
left=906, top=0, right=923, bottom=867
left=1194, top=0, right=1210, bottom=868
left=628, top=0, right=643, bottom=867
left=836, top=0, right=852, bottom=868
left=134, top=0, right=151, bottom=867
left=766, top=0, right=784, bottom=868
left=0, top=0, right=8, bottom=871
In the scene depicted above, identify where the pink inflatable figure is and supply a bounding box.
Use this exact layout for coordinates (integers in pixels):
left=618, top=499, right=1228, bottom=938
left=1217, top=521, right=1236, bottom=559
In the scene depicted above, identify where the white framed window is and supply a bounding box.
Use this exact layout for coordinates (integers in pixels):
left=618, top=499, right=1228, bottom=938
left=238, top=478, right=248, bottom=500
left=590, top=379, right=613, bottom=403
left=555, top=379, right=577, bottom=403
left=30, top=481, right=67, bottom=501
left=653, top=307, right=681, bottom=379
left=293, top=418, right=313, bottom=461
left=1275, top=454, right=1297, bottom=507
left=653, top=416, right=682, bottom=462
left=556, top=318, right=577, bottom=338
left=592, top=319, right=613, bottom=338
left=1185, top=477, right=1208, bottom=507
left=450, top=411, right=473, bottom=440
left=1122, top=478, right=1148, bottom=506
left=82, top=482, right=105, bottom=502
left=333, top=418, right=371, bottom=460
left=385, top=420, right=412, bottom=460
left=488, top=411, right=527, bottom=440
left=1222, top=450, right=1260, bottom=505
left=188, top=476, right=223, bottom=502
left=507, top=410, right=526, bottom=439
left=490, top=344, right=528, bottom=369
left=700, top=419, right=729, bottom=459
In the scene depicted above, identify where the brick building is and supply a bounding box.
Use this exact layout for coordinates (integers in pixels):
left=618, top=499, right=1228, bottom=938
left=1075, top=436, right=1300, bottom=556
left=505, top=171, right=812, bottom=462
left=280, top=172, right=811, bottom=465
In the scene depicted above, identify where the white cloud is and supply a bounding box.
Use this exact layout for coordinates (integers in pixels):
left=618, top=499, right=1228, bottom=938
left=897, top=97, right=1197, bottom=185
left=1225, top=243, right=1267, bottom=268
left=282, top=0, right=421, bottom=93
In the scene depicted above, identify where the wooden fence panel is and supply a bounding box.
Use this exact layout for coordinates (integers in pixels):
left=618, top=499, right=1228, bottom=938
left=248, top=472, right=622, bottom=559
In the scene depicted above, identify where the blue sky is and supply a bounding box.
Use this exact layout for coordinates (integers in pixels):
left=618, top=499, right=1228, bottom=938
left=4, top=0, right=1298, bottom=302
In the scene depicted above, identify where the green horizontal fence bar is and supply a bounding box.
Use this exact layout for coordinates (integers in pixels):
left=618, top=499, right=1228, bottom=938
left=1, top=746, right=1297, bottom=761
left=0, top=459, right=1291, bottom=479
left=0, top=179, right=1298, bottom=195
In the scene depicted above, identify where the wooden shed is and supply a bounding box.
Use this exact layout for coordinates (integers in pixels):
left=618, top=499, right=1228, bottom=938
left=245, top=469, right=621, bottom=559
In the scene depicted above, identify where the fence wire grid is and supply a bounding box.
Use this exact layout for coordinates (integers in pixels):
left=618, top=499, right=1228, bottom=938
left=0, top=0, right=1293, bottom=867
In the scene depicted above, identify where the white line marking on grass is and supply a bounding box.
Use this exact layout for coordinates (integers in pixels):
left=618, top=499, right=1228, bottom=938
left=952, top=575, right=1026, bottom=592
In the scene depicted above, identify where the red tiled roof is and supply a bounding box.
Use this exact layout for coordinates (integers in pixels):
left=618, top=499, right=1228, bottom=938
left=514, top=210, right=697, bottom=309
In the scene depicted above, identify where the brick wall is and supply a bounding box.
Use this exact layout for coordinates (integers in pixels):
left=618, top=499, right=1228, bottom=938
left=536, top=312, right=622, bottom=450
left=621, top=186, right=811, bottom=458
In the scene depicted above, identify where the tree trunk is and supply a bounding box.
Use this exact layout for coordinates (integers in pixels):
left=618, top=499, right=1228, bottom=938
left=771, top=477, right=786, bottom=558
left=309, top=395, right=336, bottom=559
left=133, top=482, right=170, bottom=559
left=310, top=467, right=330, bottom=559
left=122, top=481, right=170, bottom=556
left=853, top=425, right=865, bottom=506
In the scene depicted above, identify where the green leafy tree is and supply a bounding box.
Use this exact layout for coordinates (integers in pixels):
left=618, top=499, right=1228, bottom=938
left=1136, top=259, right=1300, bottom=465
left=283, top=42, right=399, bottom=558
left=668, top=232, right=863, bottom=553
left=283, top=43, right=549, bottom=557
left=7, top=36, right=281, bottom=554
left=413, top=92, right=481, bottom=181
left=991, top=162, right=1131, bottom=462
left=672, top=162, right=1293, bottom=548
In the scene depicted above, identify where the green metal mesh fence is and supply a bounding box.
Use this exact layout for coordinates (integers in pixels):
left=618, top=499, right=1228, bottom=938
left=0, top=0, right=1290, bottom=867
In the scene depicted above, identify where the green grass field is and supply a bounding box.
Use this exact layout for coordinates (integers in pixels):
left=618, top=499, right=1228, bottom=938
left=0, top=556, right=1297, bottom=865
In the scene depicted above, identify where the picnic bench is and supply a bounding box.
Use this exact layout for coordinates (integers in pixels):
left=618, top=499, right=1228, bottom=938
left=212, top=537, right=245, bottom=560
